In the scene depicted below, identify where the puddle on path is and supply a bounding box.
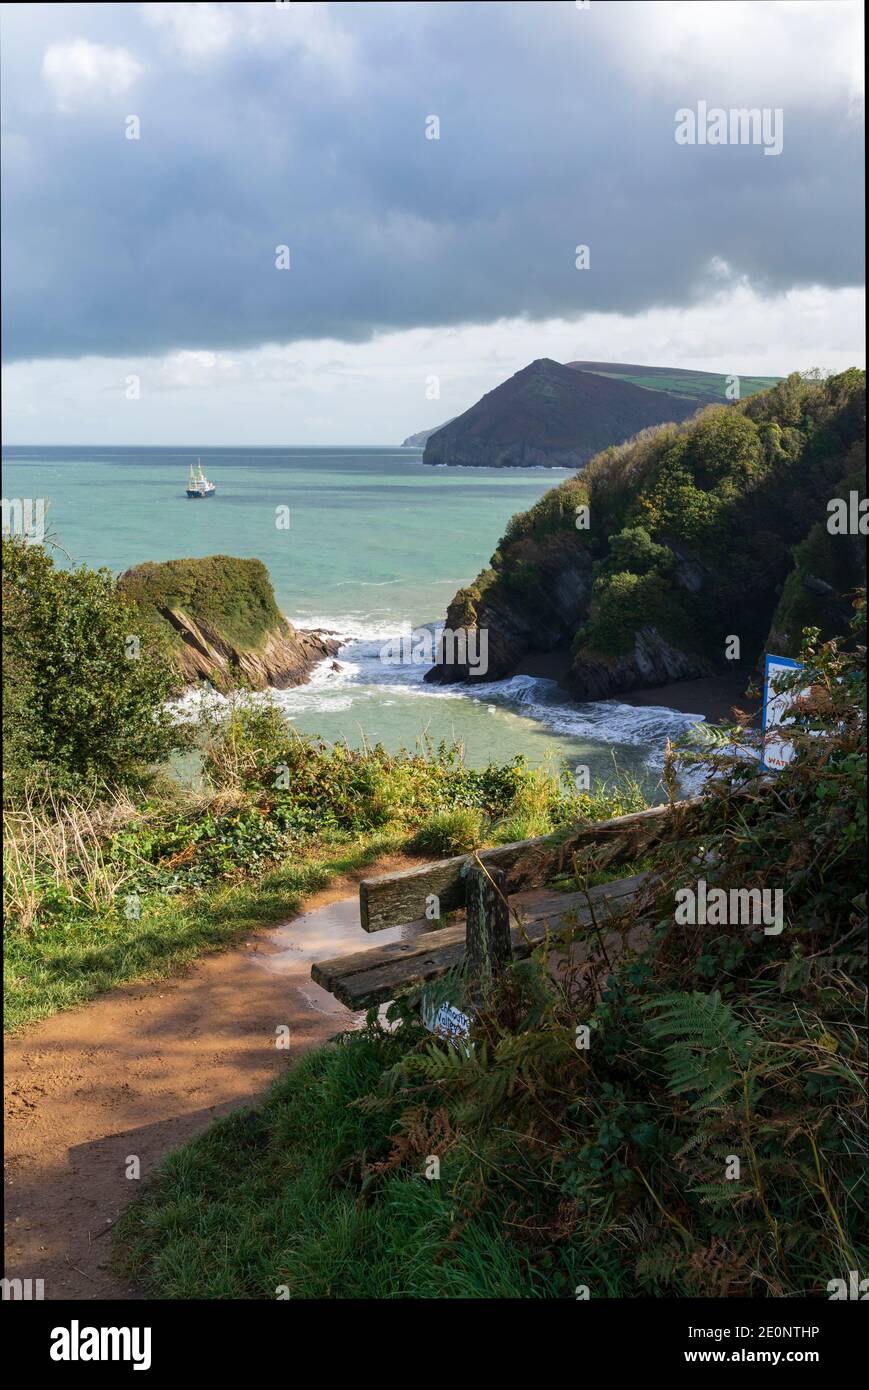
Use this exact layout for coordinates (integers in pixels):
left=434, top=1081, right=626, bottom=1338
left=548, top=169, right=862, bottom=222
left=245, top=898, right=436, bottom=975
left=244, top=895, right=443, bottom=1025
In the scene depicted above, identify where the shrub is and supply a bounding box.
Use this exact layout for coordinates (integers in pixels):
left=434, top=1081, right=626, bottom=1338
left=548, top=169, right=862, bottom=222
left=581, top=569, right=699, bottom=658
left=599, top=526, right=674, bottom=579
left=503, top=477, right=590, bottom=543
left=2, top=539, right=186, bottom=797
left=411, top=807, right=485, bottom=856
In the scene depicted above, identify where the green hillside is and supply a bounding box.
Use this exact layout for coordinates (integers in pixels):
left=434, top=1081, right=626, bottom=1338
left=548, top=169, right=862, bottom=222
left=569, top=360, right=781, bottom=405
left=118, top=555, right=283, bottom=654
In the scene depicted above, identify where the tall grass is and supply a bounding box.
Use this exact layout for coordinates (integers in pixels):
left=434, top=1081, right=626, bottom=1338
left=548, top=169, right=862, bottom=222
left=3, top=785, right=141, bottom=929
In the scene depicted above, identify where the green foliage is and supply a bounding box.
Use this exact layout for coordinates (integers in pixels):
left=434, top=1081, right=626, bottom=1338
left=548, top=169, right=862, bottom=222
left=580, top=569, right=699, bottom=659
left=502, top=477, right=589, bottom=543
left=118, top=554, right=286, bottom=653
left=768, top=450, right=866, bottom=655
left=599, top=525, right=673, bottom=579
left=2, top=539, right=186, bottom=796
left=583, top=423, right=679, bottom=536
left=633, top=408, right=765, bottom=542
left=198, top=697, right=616, bottom=842
left=643, top=990, right=762, bottom=1112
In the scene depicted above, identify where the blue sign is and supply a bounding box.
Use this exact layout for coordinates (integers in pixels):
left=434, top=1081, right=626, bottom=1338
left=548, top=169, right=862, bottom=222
left=761, top=654, right=808, bottom=771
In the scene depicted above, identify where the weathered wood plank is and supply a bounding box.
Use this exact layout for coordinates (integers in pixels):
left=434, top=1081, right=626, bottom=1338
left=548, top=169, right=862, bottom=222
left=315, top=876, right=648, bottom=990
left=464, top=865, right=511, bottom=1003
left=313, top=872, right=650, bottom=1009
left=359, top=798, right=698, bottom=931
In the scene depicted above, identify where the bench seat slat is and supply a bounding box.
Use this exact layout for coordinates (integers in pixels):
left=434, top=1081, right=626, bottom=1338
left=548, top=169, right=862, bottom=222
left=312, top=872, right=649, bottom=1009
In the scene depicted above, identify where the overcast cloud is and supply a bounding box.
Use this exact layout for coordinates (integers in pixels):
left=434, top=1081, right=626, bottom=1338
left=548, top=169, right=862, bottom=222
left=1, top=0, right=864, bottom=443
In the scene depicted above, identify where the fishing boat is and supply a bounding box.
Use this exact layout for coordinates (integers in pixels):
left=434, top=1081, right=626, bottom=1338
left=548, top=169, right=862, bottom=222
left=186, top=459, right=216, bottom=497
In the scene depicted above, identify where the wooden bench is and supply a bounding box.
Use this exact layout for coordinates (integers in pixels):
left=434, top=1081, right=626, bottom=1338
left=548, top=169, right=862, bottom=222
left=312, top=798, right=700, bottom=1012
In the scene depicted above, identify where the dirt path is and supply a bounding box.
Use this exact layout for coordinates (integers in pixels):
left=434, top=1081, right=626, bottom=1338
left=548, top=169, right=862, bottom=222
left=3, top=854, right=416, bottom=1301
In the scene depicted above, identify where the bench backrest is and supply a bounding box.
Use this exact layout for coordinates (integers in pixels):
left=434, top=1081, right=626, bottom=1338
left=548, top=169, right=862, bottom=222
left=360, top=796, right=702, bottom=932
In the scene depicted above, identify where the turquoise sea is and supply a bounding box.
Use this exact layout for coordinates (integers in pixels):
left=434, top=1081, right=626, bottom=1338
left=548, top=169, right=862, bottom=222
left=1, top=445, right=705, bottom=792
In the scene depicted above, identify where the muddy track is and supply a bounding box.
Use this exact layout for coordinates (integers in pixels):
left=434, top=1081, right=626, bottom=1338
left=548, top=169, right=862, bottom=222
left=3, top=855, right=415, bottom=1301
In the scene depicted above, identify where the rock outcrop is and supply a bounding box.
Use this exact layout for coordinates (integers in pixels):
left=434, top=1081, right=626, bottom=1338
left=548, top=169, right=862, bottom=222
left=426, top=533, right=594, bottom=683
left=155, top=606, right=339, bottom=690
left=119, top=555, right=340, bottom=692
left=561, top=627, right=713, bottom=701
left=401, top=421, right=453, bottom=447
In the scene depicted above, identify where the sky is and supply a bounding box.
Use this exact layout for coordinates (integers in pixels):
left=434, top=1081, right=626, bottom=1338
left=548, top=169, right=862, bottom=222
left=1, top=0, right=865, bottom=445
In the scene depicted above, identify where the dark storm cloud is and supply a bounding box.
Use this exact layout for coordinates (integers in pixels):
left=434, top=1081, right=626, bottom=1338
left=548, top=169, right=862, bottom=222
left=1, top=0, right=863, bottom=362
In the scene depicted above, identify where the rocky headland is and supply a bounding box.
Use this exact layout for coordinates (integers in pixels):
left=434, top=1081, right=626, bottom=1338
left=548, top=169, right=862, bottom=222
left=119, top=555, right=340, bottom=692
left=425, top=370, right=866, bottom=702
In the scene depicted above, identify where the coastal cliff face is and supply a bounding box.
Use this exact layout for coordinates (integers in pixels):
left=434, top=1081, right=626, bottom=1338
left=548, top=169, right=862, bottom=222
left=422, top=358, right=699, bottom=469
left=119, top=556, right=339, bottom=692
left=432, top=533, right=595, bottom=682
left=426, top=370, right=866, bottom=699
left=563, top=628, right=713, bottom=701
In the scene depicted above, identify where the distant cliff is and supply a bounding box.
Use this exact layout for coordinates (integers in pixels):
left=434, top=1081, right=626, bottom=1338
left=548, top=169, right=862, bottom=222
left=426, top=370, right=866, bottom=698
left=406, top=362, right=779, bottom=458
left=422, top=358, right=700, bottom=469
left=119, top=555, right=340, bottom=692
left=401, top=421, right=453, bottom=447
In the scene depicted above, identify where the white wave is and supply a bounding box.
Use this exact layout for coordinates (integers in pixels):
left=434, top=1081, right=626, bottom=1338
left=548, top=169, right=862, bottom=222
left=387, top=670, right=706, bottom=746
left=330, top=578, right=405, bottom=589
left=288, top=613, right=416, bottom=644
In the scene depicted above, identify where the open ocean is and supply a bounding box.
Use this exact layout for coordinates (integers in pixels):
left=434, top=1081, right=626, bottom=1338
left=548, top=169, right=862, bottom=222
left=1, top=445, right=705, bottom=791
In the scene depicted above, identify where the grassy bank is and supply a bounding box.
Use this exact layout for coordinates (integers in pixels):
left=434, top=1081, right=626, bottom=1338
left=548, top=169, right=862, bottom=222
left=4, top=832, right=400, bottom=1033
left=114, top=1024, right=604, bottom=1299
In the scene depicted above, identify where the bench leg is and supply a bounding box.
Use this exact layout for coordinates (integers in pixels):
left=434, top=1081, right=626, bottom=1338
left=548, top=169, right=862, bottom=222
left=464, top=865, right=512, bottom=1004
